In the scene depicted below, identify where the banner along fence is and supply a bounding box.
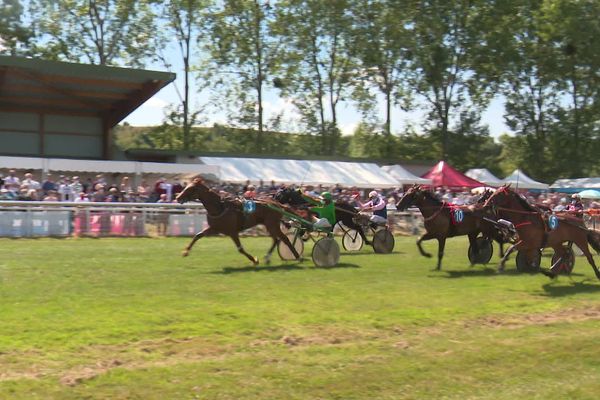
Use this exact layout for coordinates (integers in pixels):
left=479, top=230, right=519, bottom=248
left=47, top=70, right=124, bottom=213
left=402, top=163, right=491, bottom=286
left=0, top=201, right=423, bottom=238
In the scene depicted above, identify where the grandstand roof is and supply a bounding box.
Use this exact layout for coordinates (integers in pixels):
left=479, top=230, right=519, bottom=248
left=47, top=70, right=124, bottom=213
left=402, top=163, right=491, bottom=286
left=0, top=56, right=175, bottom=128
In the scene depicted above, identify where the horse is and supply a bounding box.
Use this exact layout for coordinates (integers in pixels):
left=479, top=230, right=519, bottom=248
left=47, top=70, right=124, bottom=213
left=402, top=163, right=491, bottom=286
left=482, top=184, right=600, bottom=279
left=273, top=187, right=371, bottom=245
left=475, top=189, right=512, bottom=258
left=175, top=178, right=302, bottom=265
left=395, top=184, right=490, bottom=270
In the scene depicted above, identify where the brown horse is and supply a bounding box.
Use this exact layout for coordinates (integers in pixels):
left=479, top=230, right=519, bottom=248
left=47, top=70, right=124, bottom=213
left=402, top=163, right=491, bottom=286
left=176, top=178, right=301, bottom=265
left=482, top=185, right=600, bottom=279
left=396, top=185, right=487, bottom=270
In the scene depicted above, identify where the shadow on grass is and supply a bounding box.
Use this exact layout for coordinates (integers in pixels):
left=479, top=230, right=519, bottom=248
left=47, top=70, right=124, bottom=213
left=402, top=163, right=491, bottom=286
left=212, top=262, right=360, bottom=274
left=539, top=279, right=600, bottom=297
left=341, top=250, right=405, bottom=257
left=431, top=266, right=523, bottom=279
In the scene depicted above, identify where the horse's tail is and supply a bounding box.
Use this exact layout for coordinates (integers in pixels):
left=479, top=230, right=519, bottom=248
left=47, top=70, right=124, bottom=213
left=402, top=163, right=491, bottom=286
left=587, top=230, right=600, bottom=254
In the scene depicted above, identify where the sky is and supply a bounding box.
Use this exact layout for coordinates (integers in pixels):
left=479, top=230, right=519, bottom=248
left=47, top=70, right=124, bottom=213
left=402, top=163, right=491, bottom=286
left=123, top=64, right=510, bottom=139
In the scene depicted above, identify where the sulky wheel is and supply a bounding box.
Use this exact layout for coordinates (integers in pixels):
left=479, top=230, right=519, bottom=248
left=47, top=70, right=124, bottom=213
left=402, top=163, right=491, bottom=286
left=312, top=237, right=340, bottom=267
left=372, top=229, right=395, bottom=254
left=515, top=249, right=541, bottom=273
left=278, top=232, right=304, bottom=261
left=342, top=230, right=364, bottom=251
left=468, top=237, right=494, bottom=265
left=550, top=245, right=575, bottom=275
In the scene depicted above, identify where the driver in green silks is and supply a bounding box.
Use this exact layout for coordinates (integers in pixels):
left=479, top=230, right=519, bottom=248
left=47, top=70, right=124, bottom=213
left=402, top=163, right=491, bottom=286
left=302, top=191, right=336, bottom=230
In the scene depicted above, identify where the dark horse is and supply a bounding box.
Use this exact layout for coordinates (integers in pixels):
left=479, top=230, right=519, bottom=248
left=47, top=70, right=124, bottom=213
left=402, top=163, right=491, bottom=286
left=396, top=185, right=504, bottom=270
left=176, top=178, right=301, bottom=265
left=482, top=185, right=600, bottom=279
left=273, top=187, right=370, bottom=244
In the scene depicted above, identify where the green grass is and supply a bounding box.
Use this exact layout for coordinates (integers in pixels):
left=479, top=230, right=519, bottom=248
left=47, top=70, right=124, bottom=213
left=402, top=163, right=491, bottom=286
left=1, top=235, right=600, bottom=399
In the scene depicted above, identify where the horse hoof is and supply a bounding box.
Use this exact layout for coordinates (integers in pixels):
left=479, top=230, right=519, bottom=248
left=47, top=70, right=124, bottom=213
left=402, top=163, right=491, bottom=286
left=182, top=250, right=189, bottom=257
left=253, top=257, right=259, bottom=266
left=423, top=254, right=432, bottom=258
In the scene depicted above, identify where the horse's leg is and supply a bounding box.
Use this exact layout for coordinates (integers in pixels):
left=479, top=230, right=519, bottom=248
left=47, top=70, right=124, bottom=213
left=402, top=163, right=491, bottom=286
left=436, top=237, right=446, bottom=270
left=263, top=237, right=279, bottom=265
left=359, top=226, right=371, bottom=246
left=468, top=233, right=478, bottom=267
left=499, top=240, right=505, bottom=258
left=498, top=241, right=520, bottom=272
left=575, top=239, right=600, bottom=280
left=182, top=226, right=216, bottom=257
left=230, top=234, right=259, bottom=265
left=416, top=232, right=436, bottom=258
left=265, top=223, right=301, bottom=261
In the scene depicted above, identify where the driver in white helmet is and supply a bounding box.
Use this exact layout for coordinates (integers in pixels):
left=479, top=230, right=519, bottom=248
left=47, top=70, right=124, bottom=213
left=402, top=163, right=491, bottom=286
left=354, top=190, right=388, bottom=226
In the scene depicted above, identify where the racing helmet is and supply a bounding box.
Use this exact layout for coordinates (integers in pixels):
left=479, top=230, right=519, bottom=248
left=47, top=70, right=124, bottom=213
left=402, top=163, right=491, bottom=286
left=571, top=194, right=581, bottom=199
left=321, top=191, right=332, bottom=200
left=369, top=190, right=378, bottom=198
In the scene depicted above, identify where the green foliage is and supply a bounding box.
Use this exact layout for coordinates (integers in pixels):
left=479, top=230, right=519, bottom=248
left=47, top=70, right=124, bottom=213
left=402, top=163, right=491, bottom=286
left=0, top=0, right=32, bottom=55
left=31, top=0, right=156, bottom=66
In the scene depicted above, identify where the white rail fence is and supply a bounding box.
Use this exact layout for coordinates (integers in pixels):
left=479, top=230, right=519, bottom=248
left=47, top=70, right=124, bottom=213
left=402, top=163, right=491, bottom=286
left=0, top=201, right=423, bottom=238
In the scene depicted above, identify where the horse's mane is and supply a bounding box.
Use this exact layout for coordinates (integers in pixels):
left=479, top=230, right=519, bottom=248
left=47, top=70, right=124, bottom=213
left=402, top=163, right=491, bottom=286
left=506, top=189, right=538, bottom=212
left=420, top=189, right=442, bottom=205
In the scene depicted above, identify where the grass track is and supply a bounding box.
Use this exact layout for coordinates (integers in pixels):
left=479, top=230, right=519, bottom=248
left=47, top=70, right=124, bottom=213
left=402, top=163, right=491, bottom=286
left=1, top=236, right=600, bottom=399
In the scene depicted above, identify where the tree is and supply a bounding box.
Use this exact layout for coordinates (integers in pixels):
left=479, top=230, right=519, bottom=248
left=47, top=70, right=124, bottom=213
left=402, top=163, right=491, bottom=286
left=32, top=0, right=156, bottom=66
left=0, top=0, right=32, bottom=55
left=203, top=0, right=277, bottom=153
left=348, top=0, right=413, bottom=156
left=540, top=0, right=600, bottom=178
left=406, top=0, right=490, bottom=161
left=273, top=0, right=354, bottom=155
left=153, top=0, right=212, bottom=151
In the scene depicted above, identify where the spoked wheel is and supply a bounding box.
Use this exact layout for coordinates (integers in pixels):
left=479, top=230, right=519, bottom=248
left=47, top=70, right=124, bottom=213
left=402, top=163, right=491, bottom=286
left=277, top=232, right=304, bottom=261
left=550, top=245, right=575, bottom=275
left=372, top=229, right=395, bottom=254
left=312, top=237, right=340, bottom=267
left=468, top=237, right=494, bottom=265
left=342, top=230, right=364, bottom=251
left=516, top=249, right=541, bottom=273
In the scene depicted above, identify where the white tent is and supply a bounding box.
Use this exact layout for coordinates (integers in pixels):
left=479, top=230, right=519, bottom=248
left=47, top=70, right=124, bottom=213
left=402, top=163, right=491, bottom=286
left=199, top=157, right=399, bottom=188
left=465, top=168, right=502, bottom=186
left=381, top=165, right=431, bottom=185
left=502, top=169, right=548, bottom=190
left=0, top=155, right=220, bottom=177
left=550, top=177, right=600, bottom=191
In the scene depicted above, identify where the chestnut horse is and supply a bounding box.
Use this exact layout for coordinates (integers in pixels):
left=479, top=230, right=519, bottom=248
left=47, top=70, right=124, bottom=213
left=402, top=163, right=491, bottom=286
left=482, top=185, right=600, bottom=279
left=396, top=185, right=486, bottom=270
left=176, top=178, right=301, bottom=265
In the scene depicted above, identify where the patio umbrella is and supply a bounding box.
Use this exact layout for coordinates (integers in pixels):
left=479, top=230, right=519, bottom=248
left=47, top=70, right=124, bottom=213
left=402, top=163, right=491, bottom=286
left=577, top=189, right=600, bottom=199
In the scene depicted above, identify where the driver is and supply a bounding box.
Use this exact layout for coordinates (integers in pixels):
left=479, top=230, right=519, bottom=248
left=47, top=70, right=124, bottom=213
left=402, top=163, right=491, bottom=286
left=355, top=190, right=388, bottom=226
left=302, top=191, right=336, bottom=230
left=566, top=194, right=584, bottom=218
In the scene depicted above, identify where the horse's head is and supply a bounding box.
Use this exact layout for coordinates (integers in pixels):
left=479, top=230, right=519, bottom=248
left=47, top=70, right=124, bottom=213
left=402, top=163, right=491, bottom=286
left=176, top=177, right=208, bottom=204
left=275, top=187, right=306, bottom=206
left=476, top=189, right=495, bottom=205
left=482, top=184, right=513, bottom=210
left=396, top=184, right=426, bottom=211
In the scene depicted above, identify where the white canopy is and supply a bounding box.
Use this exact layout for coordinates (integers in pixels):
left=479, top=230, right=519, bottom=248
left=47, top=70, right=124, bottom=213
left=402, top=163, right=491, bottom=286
left=550, top=177, right=600, bottom=190
left=0, top=155, right=220, bottom=177
left=465, top=168, right=502, bottom=186
left=381, top=165, right=431, bottom=185
left=502, top=169, right=548, bottom=190
left=199, top=157, right=399, bottom=188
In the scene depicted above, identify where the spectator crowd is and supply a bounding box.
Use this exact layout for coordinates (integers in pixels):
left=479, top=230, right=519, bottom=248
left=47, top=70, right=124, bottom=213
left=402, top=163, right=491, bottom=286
left=1, top=169, right=599, bottom=213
